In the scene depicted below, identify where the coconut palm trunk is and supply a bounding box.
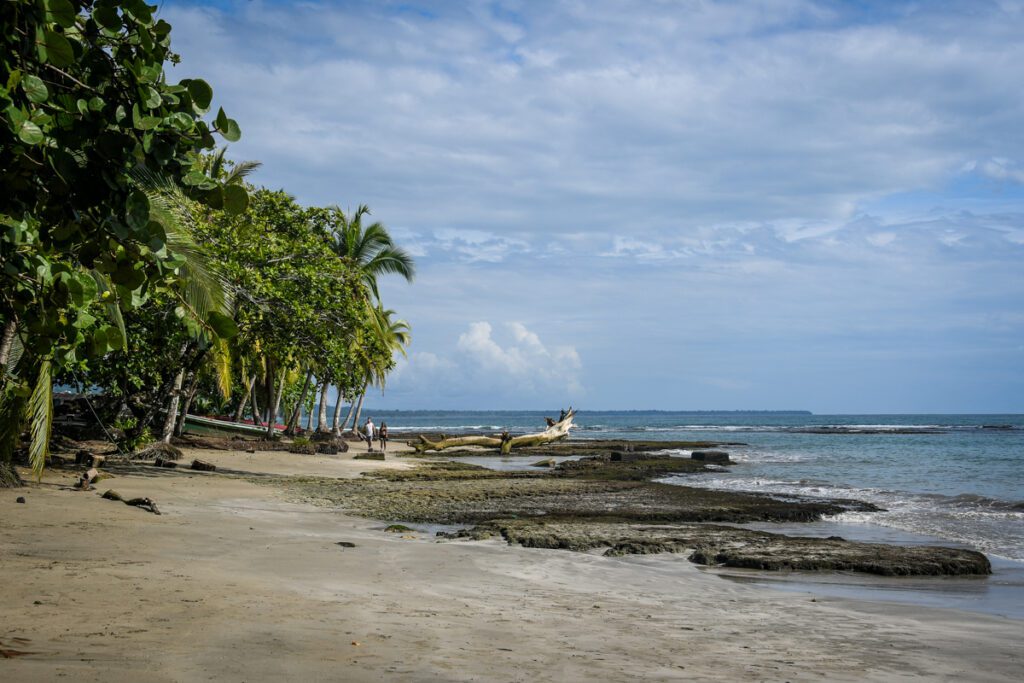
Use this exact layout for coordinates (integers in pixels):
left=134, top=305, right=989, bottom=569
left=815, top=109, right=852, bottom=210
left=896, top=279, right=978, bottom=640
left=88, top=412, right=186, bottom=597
left=285, top=369, right=313, bottom=435
left=350, top=385, right=368, bottom=433
left=174, top=370, right=200, bottom=436
left=331, top=389, right=345, bottom=435
left=316, top=381, right=330, bottom=431
left=233, top=374, right=256, bottom=422
left=250, top=381, right=264, bottom=427
left=161, top=368, right=186, bottom=443
left=0, top=318, right=17, bottom=374
left=265, top=367, right=286, bottom=439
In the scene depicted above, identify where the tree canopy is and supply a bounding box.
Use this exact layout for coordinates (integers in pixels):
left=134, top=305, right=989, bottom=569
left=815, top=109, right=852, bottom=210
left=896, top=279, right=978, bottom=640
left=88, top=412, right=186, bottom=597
left=1, top=1, right=416, bottom=478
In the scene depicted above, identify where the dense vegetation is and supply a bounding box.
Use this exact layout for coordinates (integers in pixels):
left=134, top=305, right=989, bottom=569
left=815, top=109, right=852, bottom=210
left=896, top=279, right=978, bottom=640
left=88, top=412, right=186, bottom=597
left=0, top=0, right=414, bottom=481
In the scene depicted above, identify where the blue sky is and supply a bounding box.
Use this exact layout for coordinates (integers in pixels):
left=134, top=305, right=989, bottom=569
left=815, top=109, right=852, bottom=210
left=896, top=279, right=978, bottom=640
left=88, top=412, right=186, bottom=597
left=163, top=0, right=1024, bottom=412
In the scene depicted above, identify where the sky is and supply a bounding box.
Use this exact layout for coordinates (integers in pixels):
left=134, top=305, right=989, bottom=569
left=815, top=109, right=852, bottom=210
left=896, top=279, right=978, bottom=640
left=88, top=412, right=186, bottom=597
left=161, top=0, right=1024, bottom=413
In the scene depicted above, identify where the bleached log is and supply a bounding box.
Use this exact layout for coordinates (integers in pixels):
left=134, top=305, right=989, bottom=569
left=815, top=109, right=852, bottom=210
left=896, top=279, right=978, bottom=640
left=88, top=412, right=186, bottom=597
left=413, top=409, right=576, bottom=454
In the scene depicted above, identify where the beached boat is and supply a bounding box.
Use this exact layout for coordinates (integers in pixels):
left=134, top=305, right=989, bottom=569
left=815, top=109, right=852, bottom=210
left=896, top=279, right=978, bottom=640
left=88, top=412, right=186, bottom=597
left=183, top=414, right=285, bottom=437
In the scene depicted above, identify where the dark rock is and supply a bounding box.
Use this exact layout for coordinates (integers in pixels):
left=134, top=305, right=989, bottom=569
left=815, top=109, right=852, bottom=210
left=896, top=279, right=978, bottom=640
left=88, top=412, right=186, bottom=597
left=691, top=450, right=730, bottom=464
left=190, top=459, right=216, bottom=472
left=316, top=442, right=339, bottom=455
left=336, top=541, right=356, bottom=548
left=75, top=449, right=93, bottom=465
left=610, top=451, right=646, bottom=462
left=154, top=457, right=177, bottom=469
left=16, top=496, right=26, bottom=504
left=385, top=524, right=414, bottom=533
left=287, top=442, right=317, bottom=455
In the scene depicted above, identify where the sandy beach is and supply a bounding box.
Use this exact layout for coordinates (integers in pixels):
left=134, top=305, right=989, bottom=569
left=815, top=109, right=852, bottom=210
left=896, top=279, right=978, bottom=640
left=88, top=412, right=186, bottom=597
left=1, top=445, right=1021, bottom=682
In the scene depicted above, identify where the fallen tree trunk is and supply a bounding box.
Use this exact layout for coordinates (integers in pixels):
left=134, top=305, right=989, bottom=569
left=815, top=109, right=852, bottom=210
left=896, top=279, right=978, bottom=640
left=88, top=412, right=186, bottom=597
left=413, top=409, right=576, bottom=455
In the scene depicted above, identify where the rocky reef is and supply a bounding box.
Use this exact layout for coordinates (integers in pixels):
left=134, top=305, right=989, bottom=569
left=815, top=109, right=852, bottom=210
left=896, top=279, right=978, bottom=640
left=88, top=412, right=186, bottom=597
left=268, top=451, right=991, bottom=577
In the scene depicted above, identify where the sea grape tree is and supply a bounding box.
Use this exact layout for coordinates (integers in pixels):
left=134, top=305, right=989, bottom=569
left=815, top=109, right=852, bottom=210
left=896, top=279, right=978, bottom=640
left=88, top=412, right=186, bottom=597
left=0, top=0, right=244, bottom=476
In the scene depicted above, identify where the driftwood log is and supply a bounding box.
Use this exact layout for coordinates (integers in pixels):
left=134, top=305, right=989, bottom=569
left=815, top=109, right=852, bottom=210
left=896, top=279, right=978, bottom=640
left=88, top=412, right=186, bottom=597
left=413, top=408, right=576, bottom=455
left=102, top=489, right=161, bottom=515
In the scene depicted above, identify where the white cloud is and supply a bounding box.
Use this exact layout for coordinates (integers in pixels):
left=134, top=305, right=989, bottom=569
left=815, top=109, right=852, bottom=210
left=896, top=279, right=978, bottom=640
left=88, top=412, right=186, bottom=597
left=977, top=157, right=1024, bottom=184
left=384, top=321, right=583, bottom=404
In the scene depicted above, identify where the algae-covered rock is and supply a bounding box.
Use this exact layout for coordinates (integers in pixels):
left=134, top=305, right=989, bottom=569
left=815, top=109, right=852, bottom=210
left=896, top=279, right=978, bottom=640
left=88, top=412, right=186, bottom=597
left=385, top=524, right=414, bottom=533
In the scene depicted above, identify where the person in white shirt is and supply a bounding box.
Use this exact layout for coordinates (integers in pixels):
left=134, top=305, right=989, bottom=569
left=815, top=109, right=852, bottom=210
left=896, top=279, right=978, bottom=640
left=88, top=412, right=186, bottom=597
left=364, top=418, right=375, bottom=451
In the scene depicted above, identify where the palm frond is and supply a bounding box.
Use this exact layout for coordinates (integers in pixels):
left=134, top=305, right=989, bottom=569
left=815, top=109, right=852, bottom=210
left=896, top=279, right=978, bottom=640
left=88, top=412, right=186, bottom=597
left=4, top=330, right=24, bottom=378
left=224, top=160, right=262, bottom=184
left=131, top=169, right=235, bottom=335
left=212, top=337, right=233, bottom=400
left=365, top=246, right=416, bottom=282
left=27, top=359, right=52, bottom=480
left=208, top=147, right=227, bottom=180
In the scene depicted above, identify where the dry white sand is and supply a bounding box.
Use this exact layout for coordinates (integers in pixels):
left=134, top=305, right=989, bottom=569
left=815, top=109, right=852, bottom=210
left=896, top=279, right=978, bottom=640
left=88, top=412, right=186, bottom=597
left=1, top=448, right=1021, bottom=682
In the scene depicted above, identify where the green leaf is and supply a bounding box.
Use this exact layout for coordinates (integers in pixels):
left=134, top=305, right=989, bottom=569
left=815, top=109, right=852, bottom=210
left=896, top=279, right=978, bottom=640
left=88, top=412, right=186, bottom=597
left=93, top=6, right=122, bottom=32
left=43, top=0, right=77, bottom=28
left=23, top=75, right=49, bottom=103
left=72, top=311, right=96, bottom=329
left=222, top=184, right=249, bottom=215
left=206, top=311, right=239, bottom=339
left=141, top=85, right=161, bottom=109
left=186, top=79, right=213, bottom=112
left=66, top=270, right=98, bottom=306
left=104, top=324, right=125, bottom=352
left=166, top=111, right=195, bottom=132
left=220, top=117, right=241, bottom=142
left=42, top=30, right=74, bottom=67
left=203, top=186, right=224, bottom=210
left=17, top=120, right=45, bottom=145
left=215, top=107, right=229, bottom=131
left=181, top=170, right=208, bottom=186
left=17, top=119, right=44, bottom=145
left=90, top=327, right=108, bottom=356
left=126, top=190, right=150, bottom=230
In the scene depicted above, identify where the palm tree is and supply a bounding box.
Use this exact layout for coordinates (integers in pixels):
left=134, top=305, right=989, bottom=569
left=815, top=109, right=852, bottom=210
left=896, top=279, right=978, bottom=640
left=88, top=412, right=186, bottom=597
left=326, top=205, right=414, bottom=432
left=347, top=305, right=411, bottom=432
left=329, top=205, right=415, bottom=301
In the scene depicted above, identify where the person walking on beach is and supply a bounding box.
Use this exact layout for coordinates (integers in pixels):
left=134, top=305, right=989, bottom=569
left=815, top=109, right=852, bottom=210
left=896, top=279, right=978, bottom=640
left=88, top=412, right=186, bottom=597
left=378, top=422, right=389, bottom=452
left=364, top=418, right=375, bottom=452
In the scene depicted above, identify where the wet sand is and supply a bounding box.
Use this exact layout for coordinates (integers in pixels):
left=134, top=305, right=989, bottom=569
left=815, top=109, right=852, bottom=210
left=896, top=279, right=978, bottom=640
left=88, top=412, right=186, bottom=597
left=1, top=447, right=1021, bottom=681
